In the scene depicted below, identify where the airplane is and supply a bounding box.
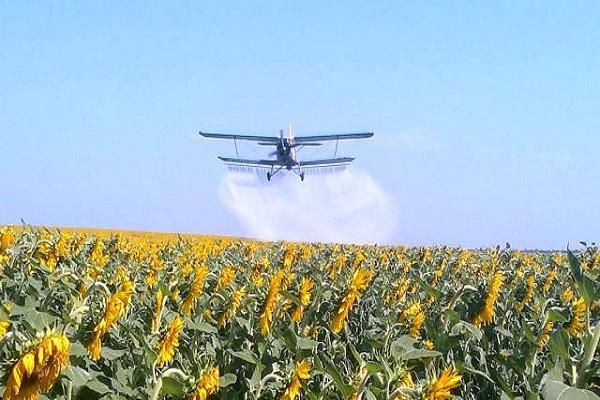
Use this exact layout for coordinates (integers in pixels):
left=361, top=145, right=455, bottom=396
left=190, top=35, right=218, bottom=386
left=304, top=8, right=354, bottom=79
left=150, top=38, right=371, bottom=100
left=199, top=123, right=373, bottom=181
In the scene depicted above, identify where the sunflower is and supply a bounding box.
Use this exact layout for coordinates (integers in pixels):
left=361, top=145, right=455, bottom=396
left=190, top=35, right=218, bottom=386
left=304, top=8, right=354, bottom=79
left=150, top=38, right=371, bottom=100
left=328, top=253, right=346, bottom=279
left=401, top=370, right=415, bottom=388
left=181, top=265, right=209, bottom=315
left=218, top=287, right=247, bottom=328
left=280, top=360, right=311, bottom=400
left=0, top=319, right=10, bottom=341
left=472, top=272, right=504, bottom=327
left=3, top=331, right=70, bottom=400
left=89, top=239, right=109, bottom=269
left=331, top=267, right=374, bottom=334
left=562, top=287, right=574, bottom=304
left=146, top=269, right=159, bottom=288
left=283, top=247, right=296, bottom=269
left=260, top=270, right=285, bottom=336
left=542, top=270, right=557, bottom=294
left=566, top=297, right=586, bottom=336
left=188, top=366, right=220, bottom=400
left=537, top=320, right=554, bottom=350
left=87, top=277, right=135, bottom=360
left=251, top=257, right=269, bottom=287
left=156, top=315, right=184, bottom=367
left=291, top=278, right=313, bottom=322
left=216, top=265, right=236, bottom=291
left=151, top=290, right=166, bottom=333
left=402, top=302, right=425, bottom=338
left=0, top=226, right=16, bottom=252
left=424, top=365, right=462, bottom=400
left=515, top=275, right=535, bottom=312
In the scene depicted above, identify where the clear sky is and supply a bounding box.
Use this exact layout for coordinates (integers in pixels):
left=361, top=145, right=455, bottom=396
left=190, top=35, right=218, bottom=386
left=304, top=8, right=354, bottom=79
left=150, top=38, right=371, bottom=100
left=1, top=2, right=599, bottom=249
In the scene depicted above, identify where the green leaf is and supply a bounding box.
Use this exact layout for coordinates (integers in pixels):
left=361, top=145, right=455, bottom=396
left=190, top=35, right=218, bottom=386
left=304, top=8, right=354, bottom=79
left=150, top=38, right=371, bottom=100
left=495, top=326, right=514, bottom=339
left=413, top=275, right=442, bottom=301
left=220, top=373, right=237, bottom=388
left=450, top=321, right=483, bottom=341
left=69, top=341, right=89, bottom=358
left=365, top=362, right=383, bottom=374
left=281, top=327, right=297, bottom=349
left=249, top=363, right=265, bottom=391
left=317, top=355, right=354, bottom=398
left=296, top=336, right=318, bottom=350
left=523, top=322, right=537, bottom=343
left=548, top=310, right=568, bottom=323
left=567, top=250, right=582, bottom=282
left=391, top=336, right=442, bottom=361
left=580, top=275, right=598, bottom=306
left=187, top=321, right=218, bottom=334
left=541, top=379, right=600, bottom=400
left=162, top=377, right=186, bottom=398
left=64, top=365, right=93, bottom=387
left=548, top=329, right=570, bottom=360
left=229, top=349, right=258, bottom=364
left=102, top=347, right=126, bottom=361
left=349, top=343, right=362, bottom=364
left=490, top=370, right=515, bottom=398
left=83, top=378, right=112, bottom=396
left=567, top=250, right=598, bottom=306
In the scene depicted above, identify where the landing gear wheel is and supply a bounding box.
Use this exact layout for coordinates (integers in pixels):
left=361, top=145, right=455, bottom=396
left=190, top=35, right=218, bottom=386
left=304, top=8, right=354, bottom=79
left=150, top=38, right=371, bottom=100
left=300, top=173, right=305, bottom=181
left=267, top=172, right=271, bottom=181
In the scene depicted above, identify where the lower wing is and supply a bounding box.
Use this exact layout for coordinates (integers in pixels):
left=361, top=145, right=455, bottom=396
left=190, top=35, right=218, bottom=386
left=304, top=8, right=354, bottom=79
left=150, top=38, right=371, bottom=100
left=218, top=157, right=280, bottom=168
left=300, top=157, right=355, bottom=167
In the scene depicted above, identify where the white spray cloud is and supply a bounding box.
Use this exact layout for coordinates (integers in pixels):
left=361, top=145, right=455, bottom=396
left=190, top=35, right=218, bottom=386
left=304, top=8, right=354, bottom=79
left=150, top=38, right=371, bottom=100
left=219, top=168, right=397, bottom=244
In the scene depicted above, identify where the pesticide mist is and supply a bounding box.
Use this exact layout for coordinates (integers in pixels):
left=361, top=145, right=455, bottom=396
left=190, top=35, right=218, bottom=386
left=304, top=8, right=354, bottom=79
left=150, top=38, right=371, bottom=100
left=220, top=168, right=397, bottom=244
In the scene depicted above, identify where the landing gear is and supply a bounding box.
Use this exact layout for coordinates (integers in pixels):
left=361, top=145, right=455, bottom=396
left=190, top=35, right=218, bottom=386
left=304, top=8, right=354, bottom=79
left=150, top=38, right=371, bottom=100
left=266, top=165, right=304, bottom=181
left=267, top=165, right=283, bottom=181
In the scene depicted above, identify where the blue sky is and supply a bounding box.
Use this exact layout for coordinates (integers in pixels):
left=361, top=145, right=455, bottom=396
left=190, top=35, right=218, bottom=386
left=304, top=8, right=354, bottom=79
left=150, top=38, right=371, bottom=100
left=1, top=2, right=599, bottom=249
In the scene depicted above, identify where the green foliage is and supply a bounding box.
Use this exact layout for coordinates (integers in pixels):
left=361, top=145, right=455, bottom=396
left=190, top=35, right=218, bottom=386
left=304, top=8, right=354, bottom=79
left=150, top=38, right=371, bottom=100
left=1, top=227, right=600, bottom=399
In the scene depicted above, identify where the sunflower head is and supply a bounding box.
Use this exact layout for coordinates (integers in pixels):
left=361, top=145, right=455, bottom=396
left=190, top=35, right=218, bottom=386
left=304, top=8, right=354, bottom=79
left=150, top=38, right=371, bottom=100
left=4, top=330, right=70, bottom=400
left=156, top=315, right=185, bottom=367
left=423, top=365, right=462, bottom=400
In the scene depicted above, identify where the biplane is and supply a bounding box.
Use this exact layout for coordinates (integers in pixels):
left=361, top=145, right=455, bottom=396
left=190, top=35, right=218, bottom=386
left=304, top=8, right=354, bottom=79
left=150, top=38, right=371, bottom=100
left=199, top=123, right=373, bottom=181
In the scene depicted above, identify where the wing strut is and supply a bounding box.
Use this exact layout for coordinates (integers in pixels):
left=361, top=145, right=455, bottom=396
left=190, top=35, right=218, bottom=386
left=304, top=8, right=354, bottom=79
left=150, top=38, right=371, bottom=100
left=234, top=137, right=239, bottom=157
left=334, top=138, right=339, bottom=157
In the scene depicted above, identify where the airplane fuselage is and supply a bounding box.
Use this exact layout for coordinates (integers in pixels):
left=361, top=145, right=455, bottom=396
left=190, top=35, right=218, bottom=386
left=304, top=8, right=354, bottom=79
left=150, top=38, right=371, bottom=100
left=276, top=137, right=298, bottom=170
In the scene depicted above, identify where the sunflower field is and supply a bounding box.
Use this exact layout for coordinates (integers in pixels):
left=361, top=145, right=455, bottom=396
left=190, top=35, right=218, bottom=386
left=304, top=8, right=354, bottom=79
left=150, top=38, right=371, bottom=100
left=1, top=226, right=600, bottom=400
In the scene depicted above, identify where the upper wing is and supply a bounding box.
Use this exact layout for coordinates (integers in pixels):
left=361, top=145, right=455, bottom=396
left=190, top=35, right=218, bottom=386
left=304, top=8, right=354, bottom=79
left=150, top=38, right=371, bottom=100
left=199, top=131, right=279, bottom=143
left=300, top=157, right=355, bottom=167
left=294, top=132, right=373, bottom=143
left=218, top=156, right=280, bottom=167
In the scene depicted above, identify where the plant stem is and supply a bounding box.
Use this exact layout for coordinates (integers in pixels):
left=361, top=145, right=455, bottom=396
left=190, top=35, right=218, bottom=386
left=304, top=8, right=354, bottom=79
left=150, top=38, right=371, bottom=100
left=150, top=368, right=189, bottom=400
left=66, top=380, right=73, bottom=400
left=149, top=377, right=162, bottom=400
left=579, top=323, right=600, bottom=383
